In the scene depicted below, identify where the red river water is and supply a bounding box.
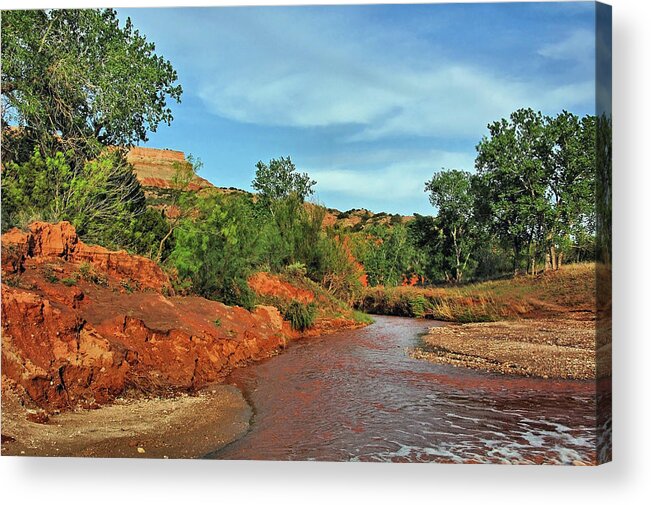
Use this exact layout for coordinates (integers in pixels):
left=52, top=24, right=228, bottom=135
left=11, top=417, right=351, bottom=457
left=208, top=315, right=603, bottom=464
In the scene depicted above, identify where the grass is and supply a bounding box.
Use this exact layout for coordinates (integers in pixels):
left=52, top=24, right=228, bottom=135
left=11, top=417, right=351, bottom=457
left=352, top=310, right=374, bottom=324
left=355, top=262, right=598, bottom=323
left=282, top=301, right=317, bottom=331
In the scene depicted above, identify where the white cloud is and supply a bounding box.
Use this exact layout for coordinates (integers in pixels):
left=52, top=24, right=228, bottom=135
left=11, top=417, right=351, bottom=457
left=136, top=8, right=596, bottom=141
left=195, top=16, right=594, bottom=141
left=538, top=29, right=595, bottom=61
left=307, top=149, right=475, bottom=203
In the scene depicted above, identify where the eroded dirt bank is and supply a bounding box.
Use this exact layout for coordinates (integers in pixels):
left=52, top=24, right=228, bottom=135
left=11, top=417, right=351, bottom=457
left=1, top=221, right=362, bottom=457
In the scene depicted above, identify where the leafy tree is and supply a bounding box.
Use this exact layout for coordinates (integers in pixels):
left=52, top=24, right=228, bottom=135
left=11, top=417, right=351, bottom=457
left=1, top=148, right=168, bottom=256
left=156, top=155, right=202, bottom=262
left=546, top=112, right=596, bottom=268
left=407, top=214, right=443, bottom=281
left=169, top=193, right=261, bottom=309
left=475, top=108, right=555, bottom=274
left=425, top=169, right=478, bottom=282
left=475, top=108, right=597, bottom=274
left=1, top=9, right=182, bottom=163
left=252, top=156, right=316, bottom=208
left=356, top=224, right=417, bottom=287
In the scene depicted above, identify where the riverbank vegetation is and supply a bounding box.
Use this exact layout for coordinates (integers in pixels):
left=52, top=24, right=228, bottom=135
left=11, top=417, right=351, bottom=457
left=356, top=262, right=598, bottom=323
left=2, top=8, right=610, bottom=326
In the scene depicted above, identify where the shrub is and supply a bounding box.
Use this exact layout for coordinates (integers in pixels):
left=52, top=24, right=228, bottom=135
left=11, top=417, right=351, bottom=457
left=42, top=265, right=59, bottom=283
left=283, top=301, right=317, bottom=331
left=408, top=295, right=431, bottom=318
left=285, top=262, right=308, bottom=278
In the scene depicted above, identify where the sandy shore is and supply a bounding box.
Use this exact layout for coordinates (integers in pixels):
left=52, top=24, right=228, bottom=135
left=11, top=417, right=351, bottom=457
left=411, top=318, right=608, bottom=380
left=1, top=383, right=251, bottom=458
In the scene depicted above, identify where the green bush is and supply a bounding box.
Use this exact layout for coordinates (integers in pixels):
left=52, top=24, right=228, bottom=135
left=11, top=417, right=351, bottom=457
left=1, top=148, right=168, bottom=258
left=283, top=301, right=317, bottom=331
left=408, top=295, right=431, bottom=318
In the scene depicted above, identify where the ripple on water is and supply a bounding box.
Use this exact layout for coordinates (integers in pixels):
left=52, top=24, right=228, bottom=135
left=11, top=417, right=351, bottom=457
left=208, top=316, right=600, bottom=464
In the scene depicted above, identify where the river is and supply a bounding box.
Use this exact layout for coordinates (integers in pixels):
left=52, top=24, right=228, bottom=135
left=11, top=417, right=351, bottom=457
left=207, top=315, right=598, bottom=464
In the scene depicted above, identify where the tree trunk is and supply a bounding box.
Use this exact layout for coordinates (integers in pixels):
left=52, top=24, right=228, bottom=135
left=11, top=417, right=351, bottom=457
left=157, top=224, right=175, bottom=263
left=550, top=245, right=558, bottom=270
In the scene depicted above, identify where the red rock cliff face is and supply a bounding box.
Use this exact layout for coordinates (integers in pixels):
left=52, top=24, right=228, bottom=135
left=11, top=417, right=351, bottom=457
left=1, top=222, right=292, bottom=412
left=3, top=221, right=172, bottom=293
left=126, top=146, right=214, bottom=190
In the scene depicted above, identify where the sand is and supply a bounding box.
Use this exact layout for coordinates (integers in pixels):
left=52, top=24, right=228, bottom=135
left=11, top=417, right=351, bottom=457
left=1, top=383, right=251, bottom=459
left=411, top=318, right=609, bottom=380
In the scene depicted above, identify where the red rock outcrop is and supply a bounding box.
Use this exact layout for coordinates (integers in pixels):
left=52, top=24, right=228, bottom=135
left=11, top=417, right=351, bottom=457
left=0, top=222, right=297, bottom=412
left=1, top=222, right=364, bottom=413
left=1, top=283, right=290, bottom=411
left=1, top=222, right=172, bottom=293
left=126, top=146, right=214, bottom=191
left=248, top=272, right=315, bottom=304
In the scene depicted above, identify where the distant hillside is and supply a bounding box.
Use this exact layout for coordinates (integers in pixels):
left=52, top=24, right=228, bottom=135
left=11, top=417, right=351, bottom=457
left=128, top=146, right=413, bottom=227
left=322, top=207, right=413, bottom=231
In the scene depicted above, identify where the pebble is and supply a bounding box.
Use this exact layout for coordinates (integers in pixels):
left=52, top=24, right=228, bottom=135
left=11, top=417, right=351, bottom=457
left=137, top=447, right=145, bottom=454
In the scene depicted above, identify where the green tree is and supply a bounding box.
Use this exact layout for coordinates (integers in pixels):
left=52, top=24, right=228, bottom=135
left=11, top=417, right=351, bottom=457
left=1, top=9, right=182, bottom=163
left=475, top=108, right=597, bottom=274
left=546, top=112, right=596, bottom=268
left=356, top=224, right=416, bottom=287
left=1, top=148, right=167, bottom=256
left=252, top=156, right=316, bottom=208
left=425, top=169, right=478, bottom=282
left=156, top=155, right=202, bottom=262
left=475, top=108, right=554, bottom=274
left=169, top=193, right=261, bottom=309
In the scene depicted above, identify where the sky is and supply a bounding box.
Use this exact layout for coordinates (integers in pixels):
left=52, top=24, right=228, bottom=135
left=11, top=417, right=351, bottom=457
left=120, top=2, right=598, bottom=216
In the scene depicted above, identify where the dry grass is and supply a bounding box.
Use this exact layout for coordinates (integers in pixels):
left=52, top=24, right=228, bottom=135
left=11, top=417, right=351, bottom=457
left=356, top=262, right=601, bottom=323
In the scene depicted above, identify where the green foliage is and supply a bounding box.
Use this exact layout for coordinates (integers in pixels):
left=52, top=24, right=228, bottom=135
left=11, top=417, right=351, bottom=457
left=475, top=108, right=596, bottom=274
left=424, top=170, right=479, bottom=282
left=76, top=261, right=108, bottom=286
left=352, top=310, right=374, bottom=324
left=282, top=301, right=317, bottom=331
left=252, top=156, right=316, bottom=206
left=352, top=224, right=419, bottom=287
left=42, top=265, right=59, bottom=283
left=408, top=295, right=432, bottom=318
left=169, top=192, right=260, bottom=309
left=285, top=262, right=308, bottom=278
left=1, top=148, right=168, bottom=257
left=61, top=277, right=77, bottom=287
left=1, top=9, right=182, bottom=163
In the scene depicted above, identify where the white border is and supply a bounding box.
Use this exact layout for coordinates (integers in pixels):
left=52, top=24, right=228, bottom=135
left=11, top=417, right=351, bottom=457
left=2, top=1, right=650, bottom=504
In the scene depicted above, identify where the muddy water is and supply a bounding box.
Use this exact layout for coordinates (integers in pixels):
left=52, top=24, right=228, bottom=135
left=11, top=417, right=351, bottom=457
left=208, top=316, right=598, bottom=464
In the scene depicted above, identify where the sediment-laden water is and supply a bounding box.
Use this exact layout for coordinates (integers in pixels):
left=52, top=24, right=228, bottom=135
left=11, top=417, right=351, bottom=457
left=208, top=315, right=598, bottom=464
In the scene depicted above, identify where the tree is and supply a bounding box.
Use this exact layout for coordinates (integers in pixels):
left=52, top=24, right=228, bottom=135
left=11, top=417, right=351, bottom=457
left=475, top=108, right=597, bottom=274
left=356, top=224, right=417, bottom=287
left=546, top=112, right=596, bottom=268
left=1, top=9, right=182, bottom=163
left=156, top=155, right=202, bottom=262
left=1, top=148, right=167, bottom=256
left=425, top=169, right=478, bottom=282
left=170, top=193, right=261, bottom=309
left=475, top=108, right=554, bottom=274
left=252, top=157, right=316, bottom=207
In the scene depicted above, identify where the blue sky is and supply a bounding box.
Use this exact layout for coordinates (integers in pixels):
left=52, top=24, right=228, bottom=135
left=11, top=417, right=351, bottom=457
left=120, top=2, right=597, bottom=216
